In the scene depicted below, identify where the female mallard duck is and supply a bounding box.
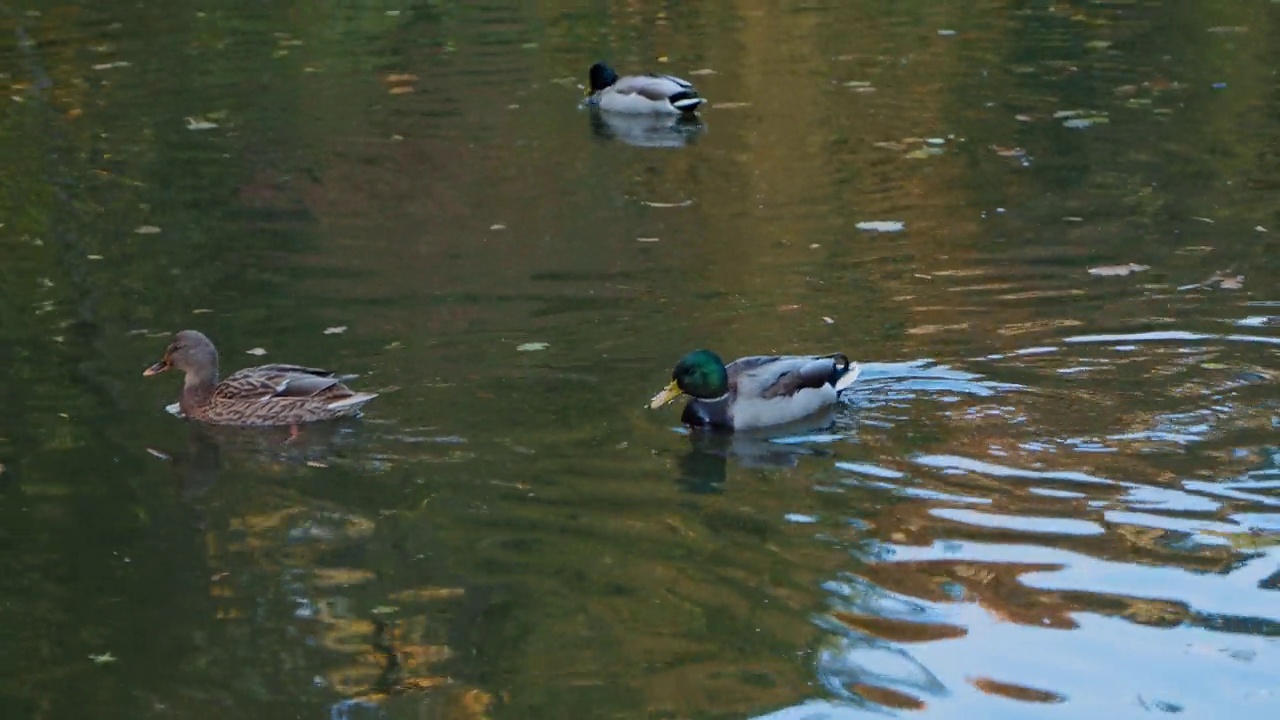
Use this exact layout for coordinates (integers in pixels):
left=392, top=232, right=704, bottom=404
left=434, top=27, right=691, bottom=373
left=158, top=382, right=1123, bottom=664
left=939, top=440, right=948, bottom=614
left=587, top=62, right=706, bottom=115
left=648, top=349, right=860, bottom=431
left=142, top=330, right=378, bottom=426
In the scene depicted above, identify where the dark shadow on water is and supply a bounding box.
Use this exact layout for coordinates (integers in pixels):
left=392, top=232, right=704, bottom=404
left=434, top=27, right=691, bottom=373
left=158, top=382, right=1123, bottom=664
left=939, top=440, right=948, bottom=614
left=587, top=109, right=706, bottom=149
left=674, top=409, right=847, bottom=494
left=146, top=419, right=372, bottom=502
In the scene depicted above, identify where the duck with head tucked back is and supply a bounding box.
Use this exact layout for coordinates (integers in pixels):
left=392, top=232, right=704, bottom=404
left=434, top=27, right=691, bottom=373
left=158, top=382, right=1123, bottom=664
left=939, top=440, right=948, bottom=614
left=586, top=62, right=706, bottom=116
left=143, top=330, right=378, bottom=426
left=648, top=349, right=860, bottom=432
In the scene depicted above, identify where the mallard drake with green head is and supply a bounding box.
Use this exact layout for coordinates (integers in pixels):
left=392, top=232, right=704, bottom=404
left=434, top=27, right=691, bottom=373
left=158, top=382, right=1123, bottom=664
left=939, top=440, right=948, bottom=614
left=143, top=330, right=378, bottom=426
left=587, top=62, right=706, bottom=115
left=648, top=350, right=860, bottom=431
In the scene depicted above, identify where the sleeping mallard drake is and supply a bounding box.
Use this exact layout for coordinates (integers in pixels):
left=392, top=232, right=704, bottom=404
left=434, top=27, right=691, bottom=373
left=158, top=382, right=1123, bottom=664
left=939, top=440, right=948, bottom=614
left=648, top=349, right=860, bottom=431
left=143, top=330, right=378, bottom=426
left=586, top=62, right=706, bottom=115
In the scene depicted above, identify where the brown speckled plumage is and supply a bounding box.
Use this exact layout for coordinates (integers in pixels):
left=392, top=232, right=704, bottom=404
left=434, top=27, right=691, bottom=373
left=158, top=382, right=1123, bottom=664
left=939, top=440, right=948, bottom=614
left=143, top=330, right=377, bottom=426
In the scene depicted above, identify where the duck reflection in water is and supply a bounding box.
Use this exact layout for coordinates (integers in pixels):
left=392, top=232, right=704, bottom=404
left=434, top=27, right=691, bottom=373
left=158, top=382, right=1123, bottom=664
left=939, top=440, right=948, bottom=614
left=675, top=408, right=848, bottom=494
left=588, top=110, right=706, bottom=149
left=147, top=419, right=368, bottom=501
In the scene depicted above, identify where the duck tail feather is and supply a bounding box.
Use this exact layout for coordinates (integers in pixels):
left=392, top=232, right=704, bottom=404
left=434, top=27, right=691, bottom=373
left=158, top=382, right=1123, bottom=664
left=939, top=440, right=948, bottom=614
left=327, top=392, right=379, bottom=412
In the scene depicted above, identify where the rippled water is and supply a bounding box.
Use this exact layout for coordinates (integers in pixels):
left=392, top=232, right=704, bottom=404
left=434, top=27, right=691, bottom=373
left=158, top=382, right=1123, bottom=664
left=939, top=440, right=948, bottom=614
left=1, top=1, right=1278, bottom=718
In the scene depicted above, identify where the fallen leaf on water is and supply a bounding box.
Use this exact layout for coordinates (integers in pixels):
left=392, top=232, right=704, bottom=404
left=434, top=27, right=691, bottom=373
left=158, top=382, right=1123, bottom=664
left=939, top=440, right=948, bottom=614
left=1113, top=84, right=1139, bottom=96
left=66, top=108, right=83, bottom=119
left=185, top=117, right=218, bottom=130
left=778, top=305, right=801, bottom=312
left=856, top=220, right=906, bottom=232
left=490, top=224, right=506, bottom=230
left=1014, top=113, right=1035, bottom=122
left=656, top=56, right=668, bottom=63
left=1179, top=271, right=1245, bottom=291
left=517, top=342, right=549, bottom=352
left=87, top=254, right=104, bottom=260
left=388, top=86, right=414, bottom=95
left=134, top=225, right=161, bottom=234
left=1062, top=116, right=1110, bottom=129
left=1088, top=263, right=1149, bottom=277
left=636, top=237, right=660, bottom=243
left=905, top=147, right=944, bottom=159
left=822, top=316, right=835, bottom=324
left=712, top=102, right=751, bottom=110
left=688, top=68, right=717, bottom=75
left=88, top=653, right=117, bottom=664
left=323, top=326, right=347, bottom=335
left=246, top=347, right=268, bottom=356
left=384, top=73, right=419, bottom=83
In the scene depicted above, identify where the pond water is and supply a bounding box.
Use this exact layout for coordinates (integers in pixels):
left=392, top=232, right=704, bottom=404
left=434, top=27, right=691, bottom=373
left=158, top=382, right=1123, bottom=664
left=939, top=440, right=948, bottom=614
left=1, top=1, right=1278, bottom=718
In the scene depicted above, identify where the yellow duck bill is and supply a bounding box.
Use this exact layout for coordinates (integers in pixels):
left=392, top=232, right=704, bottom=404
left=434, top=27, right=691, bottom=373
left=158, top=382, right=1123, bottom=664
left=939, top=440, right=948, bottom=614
left=648, top=381, right=682, bottom=409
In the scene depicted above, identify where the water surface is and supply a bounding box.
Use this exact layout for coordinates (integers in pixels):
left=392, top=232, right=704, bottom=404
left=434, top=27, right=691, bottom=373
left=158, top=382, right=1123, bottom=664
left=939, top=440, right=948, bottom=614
left=1, top=1, right=1278, bottom=718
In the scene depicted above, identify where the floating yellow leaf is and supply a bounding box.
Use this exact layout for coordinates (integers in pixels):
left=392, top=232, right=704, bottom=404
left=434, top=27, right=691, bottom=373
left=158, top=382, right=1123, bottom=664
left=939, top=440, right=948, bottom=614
left=388, top=86, right=414, bottom=95
left=1087, top=263, right=1149, bottom=277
